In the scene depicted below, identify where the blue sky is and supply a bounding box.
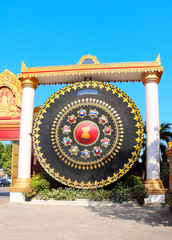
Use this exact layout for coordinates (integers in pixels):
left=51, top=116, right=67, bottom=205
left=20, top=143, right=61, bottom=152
left=0, top=0, right=172, bottom=125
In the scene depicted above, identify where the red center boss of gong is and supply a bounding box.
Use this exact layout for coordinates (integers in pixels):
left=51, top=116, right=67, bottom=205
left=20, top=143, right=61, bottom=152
left=74, top=121, right=99, bottom=145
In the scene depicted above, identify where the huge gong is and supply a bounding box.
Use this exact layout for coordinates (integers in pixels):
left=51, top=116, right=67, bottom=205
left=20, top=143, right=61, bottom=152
left=33, top=81, right=143, bottom=188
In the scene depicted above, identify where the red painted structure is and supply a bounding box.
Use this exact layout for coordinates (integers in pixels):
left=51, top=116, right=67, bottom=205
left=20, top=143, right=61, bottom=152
left=0, top=70, right=22, bottom=141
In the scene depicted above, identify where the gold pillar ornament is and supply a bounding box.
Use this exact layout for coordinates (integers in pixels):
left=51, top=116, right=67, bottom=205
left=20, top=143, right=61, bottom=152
left=141, top=71, right=162, bottom=85
left=20, top=77, right=38, bottom=90
left=168, top=142, right=172, bottom=149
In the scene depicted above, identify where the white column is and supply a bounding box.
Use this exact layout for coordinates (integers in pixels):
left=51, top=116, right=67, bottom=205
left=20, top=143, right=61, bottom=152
left=9, top=78, right=38, bottom=202
left=145, top=81, right=160, bottom=179
left=142, top=72, right=161, bottom=179
left=17, top=78, right=38, bottom=179
left=18, top=87, right=35, bottom=178
left=142, top=72, right=166, bottom=203
left=18, top=78, right=38, bottom=180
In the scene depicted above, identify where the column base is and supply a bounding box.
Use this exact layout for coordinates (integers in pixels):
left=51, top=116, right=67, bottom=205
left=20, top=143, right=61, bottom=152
left=8, top=178, right=31, bottom=192
left=8, top=178, right=31, bottom=202
left=10, top=192, right=25, bottom=202
left=144, top=178, right=167, bottom=203
left=144, top=178, right=167, bottom=194
left=145, top=194, right=165, bottom=204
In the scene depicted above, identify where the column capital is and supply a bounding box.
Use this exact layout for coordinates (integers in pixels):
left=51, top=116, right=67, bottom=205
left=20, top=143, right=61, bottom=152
left=142, top=72, right=162, bottom=85
left=21, top=77, right=38, bottom=90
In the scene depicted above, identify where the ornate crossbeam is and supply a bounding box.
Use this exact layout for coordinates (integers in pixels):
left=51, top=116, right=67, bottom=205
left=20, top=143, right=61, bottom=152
left=17, top=54, right=163, bottom=85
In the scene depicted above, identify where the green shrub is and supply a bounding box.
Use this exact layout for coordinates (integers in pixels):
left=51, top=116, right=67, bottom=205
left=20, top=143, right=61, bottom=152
left=123, top=175, right=143, bottom=188
left=30, top=174, right=50, bottom=193
left=75, top=189, right=92, bottom=199
left=33, top=173, right=147, bottom=204
left=88, top=189, right=111, bottom=201
left=132, top=183, right=148, bottom=202
left=52, top=188, right=76, bottom=201
left=37, top=188, right=77, bottom=201
left=35, top=189, right=50, bottom=200
left=109, top=183, right=132, bottom=203
left=22, top=186, right=36, bottom=198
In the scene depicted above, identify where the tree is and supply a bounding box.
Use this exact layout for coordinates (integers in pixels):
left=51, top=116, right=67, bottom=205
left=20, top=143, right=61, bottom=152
left=140, top=122, right=172, bottom=186
left=0, top=143, right=12, bottom=177
left=159, top=123, right=172, bottom=156
left=0, top=142, right=4, bottom=168
left=141, top=122, right=172, bottom=161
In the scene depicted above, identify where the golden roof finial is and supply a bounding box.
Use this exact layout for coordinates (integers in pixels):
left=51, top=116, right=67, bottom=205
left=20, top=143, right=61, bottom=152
left=21, top=61, right=27, bottom=71
left=155, top=54, right=161, bottom=65
left=78, top=55, right=99, bottom=65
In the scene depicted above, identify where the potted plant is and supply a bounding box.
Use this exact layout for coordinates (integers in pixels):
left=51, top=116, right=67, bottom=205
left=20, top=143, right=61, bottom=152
left=133, top=183, right=148, bottom=205
left=22, top=186, right=36, bottom=201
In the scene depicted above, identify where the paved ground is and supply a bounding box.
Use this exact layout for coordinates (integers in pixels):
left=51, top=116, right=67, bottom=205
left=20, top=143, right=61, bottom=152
left=0, top=187, right=10, bottom=206
left=0, top=187, right=172, bottom=240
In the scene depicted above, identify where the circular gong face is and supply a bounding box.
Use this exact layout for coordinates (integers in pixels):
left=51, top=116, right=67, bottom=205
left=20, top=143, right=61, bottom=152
left=33, top=81, right=143, bottom=189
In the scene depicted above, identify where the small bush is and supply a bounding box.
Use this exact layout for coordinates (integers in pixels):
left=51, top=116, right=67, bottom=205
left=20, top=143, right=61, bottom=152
left=123, top=175, right=143, bottom=188
left=75, top=189, right=92, bottom=199
left=37, top=188, right=77, bottom=201
left=88, top=189, right=110, bottom=201
left=132, top=183, right=148, bottom=204
left=30, top=174, right=50, bottom=193
left=109, top=183, right=132, bottom=203
left=22, top=186, right=36, bottom=198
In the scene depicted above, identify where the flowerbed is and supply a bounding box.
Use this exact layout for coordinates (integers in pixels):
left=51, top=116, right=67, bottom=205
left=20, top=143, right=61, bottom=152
left=23, top=174, right=148, bottom=204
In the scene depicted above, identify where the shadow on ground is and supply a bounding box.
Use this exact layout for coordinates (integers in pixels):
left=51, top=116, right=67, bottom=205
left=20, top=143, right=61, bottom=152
left=86, top=203, right=172, bottom=227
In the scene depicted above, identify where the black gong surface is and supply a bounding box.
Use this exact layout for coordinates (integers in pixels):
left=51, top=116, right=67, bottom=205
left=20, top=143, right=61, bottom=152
left=33, top=81, right=143, bottom=188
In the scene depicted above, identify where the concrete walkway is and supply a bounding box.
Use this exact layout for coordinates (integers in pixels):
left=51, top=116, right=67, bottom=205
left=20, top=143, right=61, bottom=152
left=0, top=188, right=172, bottom=240
left=0, top=187, right=10, bottom=206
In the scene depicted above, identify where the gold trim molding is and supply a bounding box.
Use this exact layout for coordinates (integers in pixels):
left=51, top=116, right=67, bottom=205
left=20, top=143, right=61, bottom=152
left=21, top=77, right=38, bottom=90
left=0, top=119, right=20, bottom=124
left=0, top=125, right=20, bottom=128
left=142, top=71, right=162, bottom=85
